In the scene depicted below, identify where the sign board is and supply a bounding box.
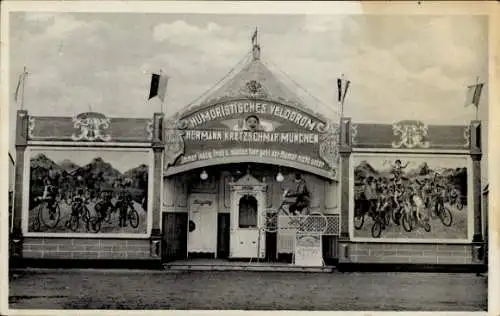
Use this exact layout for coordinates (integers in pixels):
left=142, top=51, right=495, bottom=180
left=294, top=233, right=323, bottom=266
left=165, top=100, right=340, bottom=179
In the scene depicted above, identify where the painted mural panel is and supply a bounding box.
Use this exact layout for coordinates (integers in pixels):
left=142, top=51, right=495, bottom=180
left=24, top=148, right=152, bottom=236
left=350, top=154, right=472, bottom=242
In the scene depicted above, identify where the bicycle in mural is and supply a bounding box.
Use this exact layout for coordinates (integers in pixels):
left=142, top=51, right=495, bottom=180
left=28, top=150, right=149, bottom=234
left=264, top=190, right=328, bottom=234
left=87, top=188, right=140, bottom=233
left=65, top=189, right=92, bottom=232
left=354, top=157, right=467, bottom=239
left=31, top=197, right=62, bottom=231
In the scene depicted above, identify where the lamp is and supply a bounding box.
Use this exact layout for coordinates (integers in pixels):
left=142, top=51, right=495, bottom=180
left=200, top=169, right=208, bottom=180
left=276, top=167, right=284, bottom=182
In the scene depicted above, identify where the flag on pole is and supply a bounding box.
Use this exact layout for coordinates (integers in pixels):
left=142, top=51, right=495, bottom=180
left=251, top=27, right=258, bottom=46
left=465, top=83, right=484, bottom=108
left=337, top=77, right=351, bottom=105
left=342, top=80, right=351, bottom=105
left=337, top=78, right=342, bottom=102
left=14, top=67, right=28, bottom=103
left=149, top=72, right=169, bottom=102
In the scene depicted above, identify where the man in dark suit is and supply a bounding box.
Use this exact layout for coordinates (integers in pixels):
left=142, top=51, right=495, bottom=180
left=286, top=172, right=310, bottom=215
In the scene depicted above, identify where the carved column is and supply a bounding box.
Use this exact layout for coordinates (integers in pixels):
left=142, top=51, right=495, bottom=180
left=11, top=110, right=29, bottom=256
left=339, top=117, right=352, bottom=241
left=150, top=113, right=164, bottom=257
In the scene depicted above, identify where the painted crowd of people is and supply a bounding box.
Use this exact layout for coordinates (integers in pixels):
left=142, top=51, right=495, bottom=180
left=357, top=160, right=463, bottom=229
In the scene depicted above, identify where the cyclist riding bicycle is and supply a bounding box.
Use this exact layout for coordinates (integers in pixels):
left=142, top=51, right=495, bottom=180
left=433, top=182, right=446, bottom=214
left=363, top=177, right=378, bottom=217
left=285, top=172, right=310, bottom=216
left=116, top=179, right=134, bottom=227
left=94, top=190, right=115, bottom=223
left=391, top=159, right=408, bottom=181
left=411, top=180, right=429, bottom=223
left=38, top=177, right=59, bottom=220
left=70, top=188, right=87, bottom=218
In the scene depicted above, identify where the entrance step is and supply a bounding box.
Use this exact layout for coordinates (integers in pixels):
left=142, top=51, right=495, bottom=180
left=163, top=261, right=334, bottom=273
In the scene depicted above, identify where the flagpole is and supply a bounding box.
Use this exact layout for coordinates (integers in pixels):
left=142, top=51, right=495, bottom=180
left=475, top=76, right=480, bottom=121
left=20, top=66, right=27, bottom=110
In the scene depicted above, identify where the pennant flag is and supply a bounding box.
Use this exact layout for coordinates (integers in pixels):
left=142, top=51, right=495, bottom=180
left=251, top=27, right=258, bottom=46
left=465, top=83, right=484, bottom=108
left=337, top=77, right=351, bottom=105
left=149, top=72, right=169, bottom=102
left=337, top=78, right=342, bottom=102
left=14, top=67, right=28, bottom=103
left=342, top=80, right=351, bottom=105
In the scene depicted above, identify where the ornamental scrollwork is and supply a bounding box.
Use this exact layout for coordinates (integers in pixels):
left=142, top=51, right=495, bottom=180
left=463, top=126, right=471, bottom=148
left=164, top=119, right=185, bottom=167
left=71, top=112, right=111, bottom=142
left=146, top=119, right=154, bottom=140
left=319, top=121, right=340, bottom=169
left=391, top=120, right=430, bottom=149
left=350, top=124, right=358, bottom=145
left=28, top=116, right=36, bottom=139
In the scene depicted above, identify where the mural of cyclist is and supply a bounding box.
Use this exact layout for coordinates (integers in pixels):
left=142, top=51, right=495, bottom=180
left=391, top=159, right=408, bottom=181
left=40, top=177, right=59, bottom=220
left=285, top=172, right=310, bottom=215
left=94, top=190, right=114, bottom=223
left=116, top=178, right=134, bottom=227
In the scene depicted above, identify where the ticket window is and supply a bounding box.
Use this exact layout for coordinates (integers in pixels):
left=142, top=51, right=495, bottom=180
left=239, top=195, right=258, bottom=228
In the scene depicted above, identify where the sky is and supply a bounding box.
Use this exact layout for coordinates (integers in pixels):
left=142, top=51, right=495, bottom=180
left=8, top=12, right=489, bottom=180
left=31, top=149, right=150, bottom=174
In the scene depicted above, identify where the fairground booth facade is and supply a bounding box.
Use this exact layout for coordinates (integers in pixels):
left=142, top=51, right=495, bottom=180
left=10, top=38, right=486, bottom=270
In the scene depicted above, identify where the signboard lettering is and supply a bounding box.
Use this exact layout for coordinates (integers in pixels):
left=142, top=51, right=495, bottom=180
left=182, top=101, right=326, bottom=132
left=179, top=148, right=326, bottom=169
left=184, top=130, right=319, bottom=144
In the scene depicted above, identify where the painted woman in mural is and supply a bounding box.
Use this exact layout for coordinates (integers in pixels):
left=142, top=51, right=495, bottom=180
left=38, top=177, right=59, bottom=220
left=285, top=172, right=310, bottom=215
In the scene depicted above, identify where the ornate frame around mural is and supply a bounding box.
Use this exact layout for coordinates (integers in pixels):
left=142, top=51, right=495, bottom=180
left=12, top=110, right=165, bottom=241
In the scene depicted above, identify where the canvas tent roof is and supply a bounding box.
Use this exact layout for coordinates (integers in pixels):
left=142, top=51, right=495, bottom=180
left=177, top=37, right=335, bottom=121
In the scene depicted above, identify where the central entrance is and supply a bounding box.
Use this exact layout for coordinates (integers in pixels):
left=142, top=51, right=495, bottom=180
left=229, top=173, right=267, bottom=259
left=188, top=193, right=218, bottom=257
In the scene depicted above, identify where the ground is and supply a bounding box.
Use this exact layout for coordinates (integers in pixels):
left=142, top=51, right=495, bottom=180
left=9, top=269, right=487, bottom=311
left=354, top=203, right=467, bottom=239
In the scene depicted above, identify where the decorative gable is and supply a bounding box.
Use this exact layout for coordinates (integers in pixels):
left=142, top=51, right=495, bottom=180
left=229, top=172, right=267, bottom=192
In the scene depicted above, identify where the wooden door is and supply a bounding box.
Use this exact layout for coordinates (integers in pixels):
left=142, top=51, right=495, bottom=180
left=162, top=212, right=188, bottom=262
left=265, top=232, right=277, bottom=261
left=217, top=213, right=230, bottom=259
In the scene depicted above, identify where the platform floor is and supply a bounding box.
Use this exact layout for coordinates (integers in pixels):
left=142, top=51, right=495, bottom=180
left=164, top=258, right=334, bottom=272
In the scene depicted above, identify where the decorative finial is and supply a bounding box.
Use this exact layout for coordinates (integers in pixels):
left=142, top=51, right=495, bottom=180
left=251, top=27, right=260, bottom=60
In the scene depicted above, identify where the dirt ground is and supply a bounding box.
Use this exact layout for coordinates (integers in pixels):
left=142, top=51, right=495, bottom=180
left=9, top=269, right=487, bottom=311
